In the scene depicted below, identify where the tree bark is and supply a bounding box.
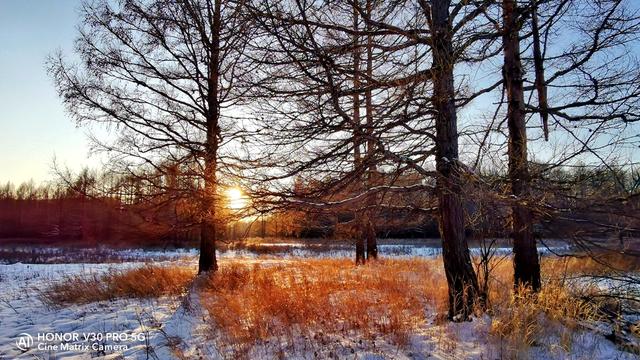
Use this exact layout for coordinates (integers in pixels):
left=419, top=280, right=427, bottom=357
left=502, top=0, right=541, bottom=291
left=364, top=217, right=377, bottom=260
left=430, top=0, right=479, bottom=320
left=364, top=0, right=377, bottom=261
left=352, top=0, right=366, bottom=265
left=199, top=0, right=222, bottom=274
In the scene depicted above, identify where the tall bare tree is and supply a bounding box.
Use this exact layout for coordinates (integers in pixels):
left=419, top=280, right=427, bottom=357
left=502, top=0, right=541, bottom=291
left=363, top=0, right=378, bottom=261
left=429, top=0, right=480, bottom=319
left=49, top=0, right=253, bottom=273
left=352, top=0, right=366, bottom=265
left=243, top=0, right=502, bottom=319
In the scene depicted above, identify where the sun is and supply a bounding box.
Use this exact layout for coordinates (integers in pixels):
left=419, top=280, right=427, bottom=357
left=226, top=187, right=246, bottom=210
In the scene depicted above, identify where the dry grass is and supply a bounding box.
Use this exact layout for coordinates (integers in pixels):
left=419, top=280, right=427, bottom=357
left=199, top=255, right=637, bottom=358
left=199, top=258, right=448, bottom=357
left=541, top=252, right=640, bottom=277
left=37, top=252, right=637, bottom=357
left=477, top=253, right=637, bottom=308
left=488, top=282, right=602, bottom=357
left=477, top=254, right=632, bottom=357
left=40, top=264, right=196, bottom=306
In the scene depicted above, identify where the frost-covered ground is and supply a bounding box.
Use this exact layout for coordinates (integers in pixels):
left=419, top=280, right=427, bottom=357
left=0, top=245, right=636, bottom=359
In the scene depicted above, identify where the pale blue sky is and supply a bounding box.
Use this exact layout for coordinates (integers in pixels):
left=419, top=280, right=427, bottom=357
left=0, top=1, right=637, bottom=186
left=0, top=0, right=98, bottom=185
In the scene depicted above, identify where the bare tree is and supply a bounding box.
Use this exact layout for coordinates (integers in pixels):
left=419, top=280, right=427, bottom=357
left=502, top=0, right=541, bottom=291
left=243, top=0, right=504, bottom=320
left=363, top=0, right=378, bottom=261
left=49, top=0, right=253, bottom=272
left=429, top=0, right=480, bottom=320
left=351, top=0, right=366, bottom=264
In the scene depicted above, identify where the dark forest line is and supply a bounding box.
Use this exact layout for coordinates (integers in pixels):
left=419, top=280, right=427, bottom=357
left=1, top=164, right=638, bottom=248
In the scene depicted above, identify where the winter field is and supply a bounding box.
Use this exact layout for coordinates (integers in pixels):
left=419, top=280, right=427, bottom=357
left=0, top=242, right=638, bottom=360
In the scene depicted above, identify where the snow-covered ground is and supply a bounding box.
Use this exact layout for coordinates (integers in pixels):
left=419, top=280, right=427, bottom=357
left=0, top=241, right=574, bottom=264
left=0, top=246, right=636, bottom=359
left=0, top=261, right=193, bottom=359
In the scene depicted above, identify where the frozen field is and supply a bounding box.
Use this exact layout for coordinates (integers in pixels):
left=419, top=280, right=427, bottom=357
left=0, top=239, right=573, bottom=264
left=0, top=261, right=188, bottom=359
left=0, top=245, right=636, bottom=359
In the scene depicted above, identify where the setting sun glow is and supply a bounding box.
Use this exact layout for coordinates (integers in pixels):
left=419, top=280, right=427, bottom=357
left=226, top=187, right=247, bottom=210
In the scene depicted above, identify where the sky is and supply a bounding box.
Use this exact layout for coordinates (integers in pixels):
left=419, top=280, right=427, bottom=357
left=0, top=1, right=638, bottom=186
left=0, top=0, right=99, bottom=185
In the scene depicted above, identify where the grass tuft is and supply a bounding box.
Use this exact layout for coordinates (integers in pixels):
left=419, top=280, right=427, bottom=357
left=489, top=282, right=602, bottom=357
left=38, top=253, right=638, bottom=358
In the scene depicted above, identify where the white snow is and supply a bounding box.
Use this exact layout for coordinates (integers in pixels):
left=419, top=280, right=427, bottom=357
left=0, top=247, right=636, bottom=359
left=0, top=262, right=188, bottom=359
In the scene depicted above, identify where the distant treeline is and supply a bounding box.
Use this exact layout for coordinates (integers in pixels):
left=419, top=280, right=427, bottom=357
left=1, top=164, right=637, bottom=247
left=0, top=170, right=201, bottom=247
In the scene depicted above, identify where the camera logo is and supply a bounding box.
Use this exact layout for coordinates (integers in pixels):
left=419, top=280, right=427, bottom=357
left=15, top=333, right=33, bottom=351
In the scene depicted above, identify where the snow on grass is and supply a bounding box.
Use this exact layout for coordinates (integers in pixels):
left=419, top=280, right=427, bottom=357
left=0, top=245, right=637, bottom=359
left=0, top=261, right=192, bottom=359
left=151, top=286, right=220, bottom=359
left=194, top=258, right=637, bottom=359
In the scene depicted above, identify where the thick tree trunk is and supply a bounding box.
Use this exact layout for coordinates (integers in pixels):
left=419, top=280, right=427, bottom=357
left=353, top=1, right=366, bottom=265
left=502, top=0, right=541, bottom=291
left=199, top=209, right=217, bottom=273
left=364, top=0, right=377, bottom=261
left=431, top=0, right=479, bottom=320
left=198, top=0, right=222, bottom=274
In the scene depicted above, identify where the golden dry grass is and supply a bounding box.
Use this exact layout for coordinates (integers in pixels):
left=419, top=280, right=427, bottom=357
left=488, top=282, right=603, bottom=357
left=40, top=264, right=196, bottom=306
left=477, top=253, right=639, bottom=308
left=476, top=255, right=631, bottom=357
left=541, top=252, right=640, bottom=277
left=38, top=252, right=638, bottom=357
left=199, top=258, right=448, bottom=357
left=198, top=255, right=636, bottom=358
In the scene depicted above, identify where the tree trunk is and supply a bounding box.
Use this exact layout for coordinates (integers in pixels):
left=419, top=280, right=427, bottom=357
left=352, top=1, right=366, bottom=265
left=198, top=0, right=222, bottom=274
left=355, top=233, right=366, bottom=265
left=364, top=218, right=377, bottom=260
left=199, top=209, right=217, bottom=273
left=531, top=0, right=549, bottom=141
left=364, top=0, right=377, bottom=261
left=431, top=0, right=479, bottom=320
left=502, top=0, right=541, bottom=291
